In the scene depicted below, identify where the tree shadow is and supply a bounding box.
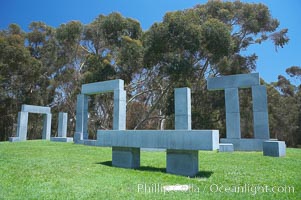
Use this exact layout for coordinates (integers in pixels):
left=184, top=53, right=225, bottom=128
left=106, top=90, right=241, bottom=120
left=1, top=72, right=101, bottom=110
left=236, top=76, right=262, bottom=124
left=96, top=161, right=213, bottom=178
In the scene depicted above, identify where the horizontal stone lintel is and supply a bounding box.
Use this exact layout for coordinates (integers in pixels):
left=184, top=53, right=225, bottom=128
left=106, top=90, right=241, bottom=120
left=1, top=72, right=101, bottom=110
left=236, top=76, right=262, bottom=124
left=207, top=73, right=259, bottom=90
left=81, top=79, right=124, bottom=95
left=21, top=104, right=51, bottom=114
left=97, top=130, right=219, bottom=150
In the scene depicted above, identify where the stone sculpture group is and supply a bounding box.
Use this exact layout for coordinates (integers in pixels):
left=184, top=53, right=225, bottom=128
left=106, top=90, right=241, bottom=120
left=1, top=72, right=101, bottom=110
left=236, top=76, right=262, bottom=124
left=9, top=73, right=286, bottom=176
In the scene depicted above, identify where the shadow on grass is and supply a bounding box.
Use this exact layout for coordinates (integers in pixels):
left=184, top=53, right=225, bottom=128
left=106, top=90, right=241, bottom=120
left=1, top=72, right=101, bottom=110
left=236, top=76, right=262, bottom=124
left=97, top=161, right=213, bottom=178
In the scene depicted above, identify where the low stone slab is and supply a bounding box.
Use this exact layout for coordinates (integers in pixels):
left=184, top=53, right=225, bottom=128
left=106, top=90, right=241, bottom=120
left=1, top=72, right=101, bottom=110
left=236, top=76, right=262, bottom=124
left=97, top=130, right=219, bottom=150
left=220, top=138, right=266, bottom=151
left=9, top=137, right=21, bottom=142
left=83, top=139, right=97, bottom=146
left=219, top=143, right=234, bottom=152
left=50, top=137, right=73, bottom=143
left=263, top=140, right=286, bottom=157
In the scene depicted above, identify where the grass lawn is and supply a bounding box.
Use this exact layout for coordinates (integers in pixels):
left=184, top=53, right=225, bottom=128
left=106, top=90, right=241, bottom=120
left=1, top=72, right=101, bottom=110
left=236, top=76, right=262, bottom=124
left=0, top=141, right=300, bottom=199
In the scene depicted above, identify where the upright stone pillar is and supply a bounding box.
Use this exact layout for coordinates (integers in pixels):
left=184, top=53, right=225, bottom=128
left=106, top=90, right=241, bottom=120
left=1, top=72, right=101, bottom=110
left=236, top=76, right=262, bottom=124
left=113, top=89, right=126, bottom=130
left=16, top=111, right=29, bottom=141
left=167, top=88, right=198, bottom=177
left=252, top=85, right=270, bottom=139
left=58, top=112, right=68, bottom=137
left=112, top=89, right=140, bottom=169
left=174, top=88, right=191, bottom=130
left=42, top=114, right=51, bottom=140
left=74, top=94, right=88, bottom=142
left=225, top=88, right=241, bottom=139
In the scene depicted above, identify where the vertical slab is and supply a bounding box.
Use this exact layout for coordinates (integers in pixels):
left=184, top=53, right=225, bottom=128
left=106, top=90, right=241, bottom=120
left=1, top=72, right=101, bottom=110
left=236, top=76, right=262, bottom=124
left=113, top=89, right=126, bottom=130
left=42, top=114, right=51, bottom=140
left=252, top=86, right=270, bottom=139
left=225, top=88, right=241, bottom=139
left=167, top=87, right=198, bottom=177
left=174, top=88, right=191, bottom=130
left=58, top=112, right=68, bottom=137
left=112, top=89, right=140, bottom=169
left=75, top=94, right=88, bottom=141
left=16, top=111, right=28, bottom=141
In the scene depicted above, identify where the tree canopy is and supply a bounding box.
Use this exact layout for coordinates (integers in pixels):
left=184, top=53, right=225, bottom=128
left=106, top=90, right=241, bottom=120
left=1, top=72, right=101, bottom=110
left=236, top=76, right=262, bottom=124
left=0, top=1, right=299, bottom=147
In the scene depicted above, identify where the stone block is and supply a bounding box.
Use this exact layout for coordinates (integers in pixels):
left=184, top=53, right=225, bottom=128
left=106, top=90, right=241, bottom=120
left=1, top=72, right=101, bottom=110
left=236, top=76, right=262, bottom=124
left=175, top=87, right=191, bottom=130
left=9, top=137, right=21, bottom=142
left=112, top=147, right=140, bottom=169
left=83, top=139, right=97, bottom=146
left=21, top=104, right=51, bottom=114
left=253, top=112, right=270, bottom=139
left=50, top=137, right=73, bottom=142
left=75, top=94, right=88, bottom=139
left=42, top=114, right=51, bottom=140
left=166, top=150, right=198, bottom=177
left=113, top=89, right=126, bottom=130
left=226, top=112, right=241, bottom=139
left=225, top=88, right=240, bottom=113
left=82, top=79, right=124, bottom=95
left=16, top=111, right=28, bottom=141
left=207, top=73, right=259, bottom=90
left=252, top=85, right=268, bottom=112
left=219, top=143, right=234, bottom=152
left=97, top=130, right=219, bottom=150
left=174, top=88, right=191, bottom=116
left=74, top=132, right=83, bottom=143
left=220, top=138, right=266, bottom=151
left=263, top=141, right=286, bottom=157
left=175, top=115, right=191, bottom=130
left=58, top=112, right=68, bottom=137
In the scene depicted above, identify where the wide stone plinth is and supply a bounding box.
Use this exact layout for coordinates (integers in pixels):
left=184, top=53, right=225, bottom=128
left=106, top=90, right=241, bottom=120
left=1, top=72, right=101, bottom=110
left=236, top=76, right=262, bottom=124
left=220, top=138, right=266, bottom=151
left=97, top=130, right=219, bottom=150
left=50, top=137, right=73, bottom=143
left=263, top=141, right=286, bottom=157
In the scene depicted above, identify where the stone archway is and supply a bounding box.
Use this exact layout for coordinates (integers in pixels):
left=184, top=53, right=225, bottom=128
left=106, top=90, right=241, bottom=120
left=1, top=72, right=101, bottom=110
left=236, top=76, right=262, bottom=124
left=9, top=105, right=51, bottom=142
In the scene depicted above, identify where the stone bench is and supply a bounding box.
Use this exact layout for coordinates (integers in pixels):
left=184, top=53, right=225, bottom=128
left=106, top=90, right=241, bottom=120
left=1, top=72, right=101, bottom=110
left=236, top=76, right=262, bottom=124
left=97, top=130, right=219, bottom=177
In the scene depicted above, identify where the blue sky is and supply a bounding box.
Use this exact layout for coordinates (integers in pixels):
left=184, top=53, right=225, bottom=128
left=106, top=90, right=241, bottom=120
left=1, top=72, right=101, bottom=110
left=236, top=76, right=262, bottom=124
left=1, top=0, right=300, bottom=83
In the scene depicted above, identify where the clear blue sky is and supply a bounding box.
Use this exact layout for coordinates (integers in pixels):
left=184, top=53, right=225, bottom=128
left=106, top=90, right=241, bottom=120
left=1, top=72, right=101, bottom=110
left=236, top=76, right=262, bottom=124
left=1, top=0, right=300, bottom=83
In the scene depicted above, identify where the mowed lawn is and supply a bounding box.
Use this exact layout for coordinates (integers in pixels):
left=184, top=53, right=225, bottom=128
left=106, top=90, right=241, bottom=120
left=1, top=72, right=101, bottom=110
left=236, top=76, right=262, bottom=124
left=0, top=141, right=300, bottom=199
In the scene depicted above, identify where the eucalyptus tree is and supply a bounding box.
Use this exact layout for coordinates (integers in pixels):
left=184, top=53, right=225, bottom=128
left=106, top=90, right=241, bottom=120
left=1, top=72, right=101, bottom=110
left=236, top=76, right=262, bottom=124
left=140, top=1, right=289, bottom=130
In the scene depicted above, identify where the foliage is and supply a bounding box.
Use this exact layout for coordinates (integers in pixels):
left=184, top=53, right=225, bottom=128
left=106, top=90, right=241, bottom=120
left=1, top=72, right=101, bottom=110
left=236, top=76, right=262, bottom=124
left=0, top=1, right=300, bottom=147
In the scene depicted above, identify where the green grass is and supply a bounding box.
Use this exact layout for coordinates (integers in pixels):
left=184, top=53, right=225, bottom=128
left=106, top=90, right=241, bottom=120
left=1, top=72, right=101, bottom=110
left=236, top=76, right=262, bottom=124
left=0, top=141, right=300, bottom=199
